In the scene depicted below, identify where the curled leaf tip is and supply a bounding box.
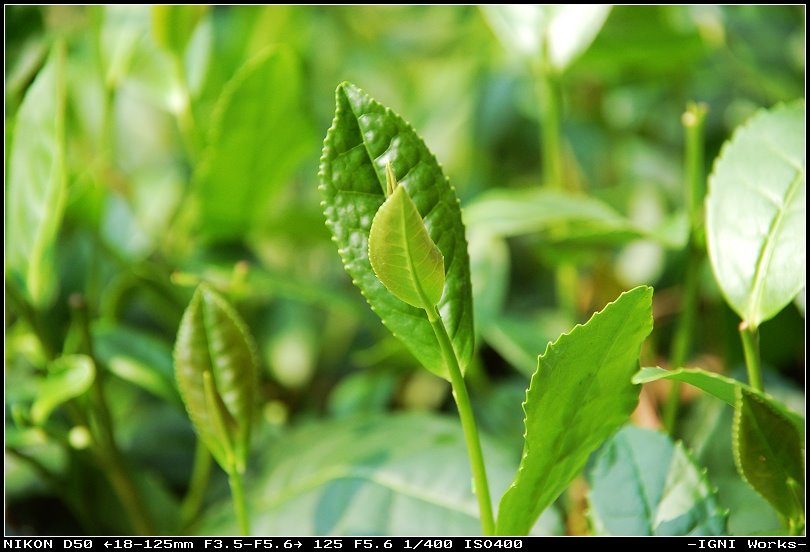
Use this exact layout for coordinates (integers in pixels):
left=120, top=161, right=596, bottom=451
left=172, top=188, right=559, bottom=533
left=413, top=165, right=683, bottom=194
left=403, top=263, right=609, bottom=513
left=385, top=162, right=397, bottom=197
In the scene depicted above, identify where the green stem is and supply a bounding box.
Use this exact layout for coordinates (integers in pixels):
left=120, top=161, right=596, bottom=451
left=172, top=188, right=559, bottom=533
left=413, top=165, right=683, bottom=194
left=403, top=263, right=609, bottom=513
left=739, top=322, right=763, bottom=392
left=535, top=60, right=564, bottom=189
left=663, top=251, right=701, bottom=432
left=534, top=58, right=579, bottom=315
left=228, top=470, right=250, bottom=536
left=683, top=102, right=708, bottom=241
left=181, top=439, right=214, bottom=529
left=70, top=295, right=156, bottom=535
left=663, top=102, right=708, bottom=433
left=428, top=307, right=495, bottom=535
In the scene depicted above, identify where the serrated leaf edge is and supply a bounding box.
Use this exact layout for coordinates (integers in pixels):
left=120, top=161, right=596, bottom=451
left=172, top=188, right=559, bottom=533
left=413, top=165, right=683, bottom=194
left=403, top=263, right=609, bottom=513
left=317, top=81, right=472, bottom=378
left=706, top=99, right=806, bottom=327
left=731, top=386, right=804, bottom=523
left=497, top=285, right=654, bottom=533
left=173, top=283, right=259, bottom=473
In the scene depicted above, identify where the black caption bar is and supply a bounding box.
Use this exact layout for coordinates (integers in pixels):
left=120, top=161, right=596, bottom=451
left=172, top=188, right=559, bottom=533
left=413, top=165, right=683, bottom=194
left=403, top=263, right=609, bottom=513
left=2, top=537, right=807, bottom=550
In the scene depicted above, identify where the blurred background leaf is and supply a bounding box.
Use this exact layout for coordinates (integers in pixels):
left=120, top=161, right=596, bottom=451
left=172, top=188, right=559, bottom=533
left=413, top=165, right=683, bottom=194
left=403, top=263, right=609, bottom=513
left=588, top=425, right=727, bottom=535
left=196, top=413, right=563, bottom=536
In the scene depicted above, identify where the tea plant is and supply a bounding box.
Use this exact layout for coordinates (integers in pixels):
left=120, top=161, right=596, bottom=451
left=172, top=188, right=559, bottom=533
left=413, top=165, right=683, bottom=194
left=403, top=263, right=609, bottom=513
left=4, top=5, right=805, bottom=537
left=319, top=81, right=692, bottom=535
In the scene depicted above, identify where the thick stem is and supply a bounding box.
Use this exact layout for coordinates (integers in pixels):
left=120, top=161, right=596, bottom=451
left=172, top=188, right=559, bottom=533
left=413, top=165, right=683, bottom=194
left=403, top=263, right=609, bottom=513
left=663, top=102, right=708, bottom=433
left=180, top=438, right=214, bottom=528
left=428, top=308, right=495, bottom=535
left=739, top=322, right=763, bottom=392
left=228, top=470, right=250, bottom=536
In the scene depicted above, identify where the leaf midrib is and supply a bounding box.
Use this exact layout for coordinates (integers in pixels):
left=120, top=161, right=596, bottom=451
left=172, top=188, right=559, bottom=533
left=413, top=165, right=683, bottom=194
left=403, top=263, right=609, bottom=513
left=624, top=438, right=656, bottom=535
left=502, top=292, right=645, bottom=531
left=398, top=189, right=436, bottom=313
left=745, top=165, right=804, bottom=325
left=343, top=88, right=437, bottom=317
left=741, top=393, right=799, bottom=492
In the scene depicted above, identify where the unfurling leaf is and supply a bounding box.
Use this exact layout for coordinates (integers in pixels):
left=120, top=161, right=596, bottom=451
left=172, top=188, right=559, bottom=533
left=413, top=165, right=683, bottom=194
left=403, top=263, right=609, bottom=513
left=174, top=284, right=259, bottom=473
left=319, top=82, right=473, bottom=380
left=369, top=165, right=445, bottom=312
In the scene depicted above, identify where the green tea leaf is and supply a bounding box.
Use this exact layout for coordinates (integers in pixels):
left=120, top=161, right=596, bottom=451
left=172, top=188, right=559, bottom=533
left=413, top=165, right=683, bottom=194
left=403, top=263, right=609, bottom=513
left=6, top=44, right=67, bottom=309
left=706, top=101, right=806, bottom=328
left=588, top=426, right=727, bottom=535
left=463, top=188, right=656, bottom=246
left=733, top=387, right=805, bottom=529
left=319, top=82, right=474, bottom=379
left=31, top=355, right=95, bottom=426
left=481, top=5, right=610, bottom=70
left=174, top=284, right=259, bottom=473
left=197, top=413, right=563, bottom=536
left=633, top=367, right=804, bottom=434
left=151, top=5, right=207, bottom=58
left=368, top=167, right=445, bottom=312
left=682, top=392, right=790, bottom=534
left=195, top=47, right=312, bottom=242
left=496, top=286, right=653, bottom=535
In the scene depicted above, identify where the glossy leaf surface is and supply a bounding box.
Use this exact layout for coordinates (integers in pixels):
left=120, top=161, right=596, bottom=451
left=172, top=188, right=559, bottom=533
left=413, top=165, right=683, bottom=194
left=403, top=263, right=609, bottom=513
left=319, top=82, right=473, bottom=379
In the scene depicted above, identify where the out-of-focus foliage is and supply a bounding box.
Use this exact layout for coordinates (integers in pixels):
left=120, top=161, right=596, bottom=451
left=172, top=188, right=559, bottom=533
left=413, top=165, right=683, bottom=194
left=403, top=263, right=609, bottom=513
left=588, top=426, right=727, bottom=535
left=4, top=5, right=804, bottom=536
